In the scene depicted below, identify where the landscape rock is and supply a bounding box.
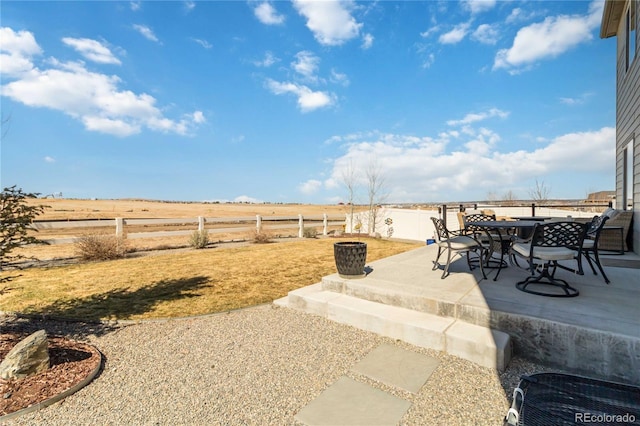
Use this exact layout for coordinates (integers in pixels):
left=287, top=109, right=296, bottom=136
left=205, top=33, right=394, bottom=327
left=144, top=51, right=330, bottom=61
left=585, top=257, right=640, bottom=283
left=0, top=329, right=50, bottom=380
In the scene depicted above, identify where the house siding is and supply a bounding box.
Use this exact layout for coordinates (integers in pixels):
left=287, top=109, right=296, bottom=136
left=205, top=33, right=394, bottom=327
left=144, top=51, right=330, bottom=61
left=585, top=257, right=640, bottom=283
left=613, top=0, right=639, bottom=253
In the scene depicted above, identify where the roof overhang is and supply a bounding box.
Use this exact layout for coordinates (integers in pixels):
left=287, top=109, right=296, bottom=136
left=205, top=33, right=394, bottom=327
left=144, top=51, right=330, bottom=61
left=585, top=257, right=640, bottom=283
left=600, top=0, right=626, bottom=39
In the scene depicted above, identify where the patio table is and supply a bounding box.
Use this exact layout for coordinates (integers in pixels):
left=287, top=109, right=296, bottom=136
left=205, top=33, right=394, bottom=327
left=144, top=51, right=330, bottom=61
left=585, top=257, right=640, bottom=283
left=467, top=220, right=539, bottom=280
left=511, top=216, right=551, bottom=221
left=510, top=217, right=551, bottom=239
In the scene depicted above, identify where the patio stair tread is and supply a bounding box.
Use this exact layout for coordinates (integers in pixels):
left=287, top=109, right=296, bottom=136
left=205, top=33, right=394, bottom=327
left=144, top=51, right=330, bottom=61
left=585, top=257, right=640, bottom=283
left=275, top=284, right=511, bottom=372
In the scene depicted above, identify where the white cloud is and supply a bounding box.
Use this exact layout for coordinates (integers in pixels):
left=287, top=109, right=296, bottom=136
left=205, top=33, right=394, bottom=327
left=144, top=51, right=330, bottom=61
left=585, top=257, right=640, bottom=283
left=231, top=134, right=245, bottom=144
left=184, top=1, right=196, bottom=12
left=133, top=24, right=159, bottom=43
left=265, top=79, right=335, bottom=112
left=471, top=24, right=499, bottom=45
left=254, top=51, right=278, bottom=67
left=322, top=126, right=614, bottom=202
left=83, top=116, right=141, bottom=137
left=254, top=2, right=285, bottom=25
left=1, top=28, right=203, bottom=137
left=130, top=1, right=141, bottom=11
left=361, top=33, right=374, bottom=49
left=506, top=8, right=522, bottom=24
left=439, top=23, right=470, bottom=45
left=414, top=41, right=436, bottom=68
left=420, top=25, right=440, bottom=38
left=560, top=97, right=580, bottom=106
left=292, top=51, right=320, bottom=81
left=44, top=156, right=56, bottom=163
left=462, top=0, right=497, bottom=15
left=299, top=179, right=323, bottom=194
left=192, top=111, right=206, bottom=124
left=191, top=38, right=212, bottom=49
left=62, top=37, right=121, bottom=65
left=330, top=69, right=350, bottom=86
left=0, top=27, right=42, bottom=77
left=421, top=53, right=435, bottom=69
left=493, top=2, right=603, bottom=72
left=446, top=108, right=509, bottom=126
left=559, top=93, right=593, bottom=105
left=292, top=0, right=362, bottom=46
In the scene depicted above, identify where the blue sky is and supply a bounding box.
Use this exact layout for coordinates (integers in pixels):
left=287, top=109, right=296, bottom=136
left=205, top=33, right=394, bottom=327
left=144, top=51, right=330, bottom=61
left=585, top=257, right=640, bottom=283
left=1, top=0, right=616, bottom=204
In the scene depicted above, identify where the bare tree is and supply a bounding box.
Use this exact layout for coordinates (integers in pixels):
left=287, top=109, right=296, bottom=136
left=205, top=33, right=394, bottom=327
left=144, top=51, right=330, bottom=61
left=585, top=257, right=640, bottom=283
left=502, top=190, right=518, bottom=206
left=1, top=113, right=11, bottom=140
left=486, top=191, right=498, bottom=203
left=365, top=157, right=387, bottom=234
left=341, top=160, right=359, bottom=233
left=529, top=179, right=551, bottom=203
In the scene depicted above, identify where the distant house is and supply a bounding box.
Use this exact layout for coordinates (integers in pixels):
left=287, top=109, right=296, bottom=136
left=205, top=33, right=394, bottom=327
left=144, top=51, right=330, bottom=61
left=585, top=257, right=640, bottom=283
left=601, top=0, right=639, bottom=254
left=585, top=190, right=616, bottom=204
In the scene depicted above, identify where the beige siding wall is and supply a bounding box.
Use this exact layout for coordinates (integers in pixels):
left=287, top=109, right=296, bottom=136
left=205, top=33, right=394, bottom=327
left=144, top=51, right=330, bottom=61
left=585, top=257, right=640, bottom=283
left=614, top=0, right=640, bottom=253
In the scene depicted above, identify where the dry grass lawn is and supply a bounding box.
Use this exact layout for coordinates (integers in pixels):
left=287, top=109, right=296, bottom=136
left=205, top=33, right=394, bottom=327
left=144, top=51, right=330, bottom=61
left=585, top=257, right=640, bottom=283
left=1, top=238, right=421, bottom=321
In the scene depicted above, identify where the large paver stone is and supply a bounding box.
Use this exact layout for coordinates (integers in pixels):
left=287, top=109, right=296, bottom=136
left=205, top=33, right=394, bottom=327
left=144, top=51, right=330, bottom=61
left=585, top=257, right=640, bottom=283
left=351, top=344, right=440, bottom=394
left=294, top=376, right=411, bottom=426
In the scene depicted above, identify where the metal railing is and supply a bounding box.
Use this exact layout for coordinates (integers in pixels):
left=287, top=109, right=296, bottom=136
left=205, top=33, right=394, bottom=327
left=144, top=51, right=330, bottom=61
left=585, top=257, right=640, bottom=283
left=439, top=202, right=613, bottom=229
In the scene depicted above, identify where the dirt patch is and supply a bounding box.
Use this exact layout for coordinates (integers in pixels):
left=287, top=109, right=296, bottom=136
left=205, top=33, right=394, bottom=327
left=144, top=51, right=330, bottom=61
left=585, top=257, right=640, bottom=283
left=0, top=333, right=101, bottom=418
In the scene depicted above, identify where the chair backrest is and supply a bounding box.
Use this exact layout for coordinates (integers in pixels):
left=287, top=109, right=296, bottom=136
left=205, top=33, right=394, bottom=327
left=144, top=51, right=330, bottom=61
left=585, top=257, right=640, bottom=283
left=588, top=214, right=609, bottom=234
left=530, top=221, right=588, bottom=250
left=431, top=217, right=449, bottom=242
left=587, top=214, right=609, bottom=241
left=463, top=213, right=496, bottom=233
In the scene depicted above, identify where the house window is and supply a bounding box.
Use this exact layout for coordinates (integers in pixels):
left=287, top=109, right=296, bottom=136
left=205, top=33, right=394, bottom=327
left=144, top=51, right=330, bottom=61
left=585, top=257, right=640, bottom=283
left=627, top=1, right=637, bottom=70
left=623, top=139, right=634, bottom=210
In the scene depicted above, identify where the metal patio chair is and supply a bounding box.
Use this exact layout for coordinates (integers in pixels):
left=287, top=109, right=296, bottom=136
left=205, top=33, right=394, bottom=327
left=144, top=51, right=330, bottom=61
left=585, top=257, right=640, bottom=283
left=431, top=217, right=487, bottom=280
left=511, top=221, right=588, bottom=297
left=581, top=215, right=611, bottom=284
left=462, top=213, right=500, bottom=261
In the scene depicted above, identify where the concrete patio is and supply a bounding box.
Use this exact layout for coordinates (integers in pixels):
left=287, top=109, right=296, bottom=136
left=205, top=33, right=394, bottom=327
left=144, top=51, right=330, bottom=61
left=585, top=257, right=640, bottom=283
left=276, top=244, right=640, bottom=386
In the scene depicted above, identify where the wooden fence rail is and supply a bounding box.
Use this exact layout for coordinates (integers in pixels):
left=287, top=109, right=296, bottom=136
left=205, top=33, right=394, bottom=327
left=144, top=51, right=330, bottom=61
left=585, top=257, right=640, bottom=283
left=34, top=214, right=346, bottom=245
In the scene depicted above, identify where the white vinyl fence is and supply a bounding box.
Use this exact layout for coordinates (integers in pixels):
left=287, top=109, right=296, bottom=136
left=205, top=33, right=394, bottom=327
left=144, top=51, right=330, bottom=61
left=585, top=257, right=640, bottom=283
left=348, top=206, right=600, bottom=243
left=34, top=214, right=345, bottom=244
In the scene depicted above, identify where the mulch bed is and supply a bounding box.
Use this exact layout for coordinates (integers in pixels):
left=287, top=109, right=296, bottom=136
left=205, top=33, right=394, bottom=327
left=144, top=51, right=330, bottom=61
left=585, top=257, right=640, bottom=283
left=0, top=333, right=102, bottom=417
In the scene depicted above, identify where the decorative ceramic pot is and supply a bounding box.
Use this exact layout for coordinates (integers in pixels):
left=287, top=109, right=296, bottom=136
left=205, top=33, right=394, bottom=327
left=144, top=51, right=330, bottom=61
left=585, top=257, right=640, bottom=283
left=333, top=241, right=367, bottom=278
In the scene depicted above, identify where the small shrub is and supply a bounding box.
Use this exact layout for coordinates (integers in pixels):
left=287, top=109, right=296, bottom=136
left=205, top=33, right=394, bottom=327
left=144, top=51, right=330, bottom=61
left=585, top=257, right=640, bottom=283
left=75, top=234, right=128, bottom=261
left=303, top=227, right=318, bottom=238
left=189, top=229, right=209, bottom=249
left=251, top=229, right=272, bottom=244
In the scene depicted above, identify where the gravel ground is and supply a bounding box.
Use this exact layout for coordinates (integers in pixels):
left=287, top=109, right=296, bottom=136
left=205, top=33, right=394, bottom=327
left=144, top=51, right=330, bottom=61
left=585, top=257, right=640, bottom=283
left=2, top=304, right=554, bottom=426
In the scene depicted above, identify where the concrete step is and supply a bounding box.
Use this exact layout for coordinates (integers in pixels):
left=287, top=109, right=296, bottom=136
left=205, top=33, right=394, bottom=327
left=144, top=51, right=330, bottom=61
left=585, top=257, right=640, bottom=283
left=320, top=274, right=467, bottom=319
left=275, top=285, right=512, bottom=372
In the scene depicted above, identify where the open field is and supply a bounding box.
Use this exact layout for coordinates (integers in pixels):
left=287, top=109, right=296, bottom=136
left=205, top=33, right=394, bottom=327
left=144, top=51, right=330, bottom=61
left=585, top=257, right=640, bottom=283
left=25, top=198, right=356, bottom=220
left=1, top=238, right=422, bottom=320
left=18, top=199, right=363, bottom=259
